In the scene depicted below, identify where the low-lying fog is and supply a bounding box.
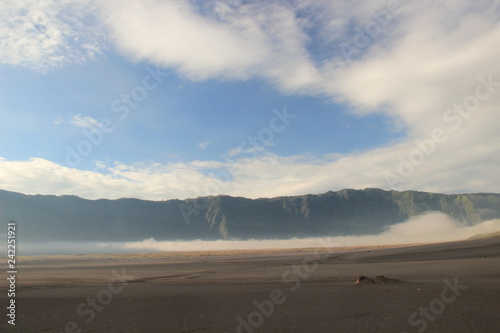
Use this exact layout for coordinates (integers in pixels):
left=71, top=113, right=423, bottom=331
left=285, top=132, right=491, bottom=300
left=9, top=212, right=500, bottom=255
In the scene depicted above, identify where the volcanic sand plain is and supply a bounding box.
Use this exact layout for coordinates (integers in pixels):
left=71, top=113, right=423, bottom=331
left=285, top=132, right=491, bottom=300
left=1, top=237, right=499, bottom=333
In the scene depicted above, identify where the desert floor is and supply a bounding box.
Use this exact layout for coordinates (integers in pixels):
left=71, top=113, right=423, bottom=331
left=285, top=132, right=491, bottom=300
left=1, top=237, right=499, bottom=333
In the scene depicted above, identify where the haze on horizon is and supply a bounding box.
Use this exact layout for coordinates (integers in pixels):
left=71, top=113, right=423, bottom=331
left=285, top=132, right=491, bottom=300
left=9, top=212, right=500, bottom=255
left=0, top=0, right=499, bottom=202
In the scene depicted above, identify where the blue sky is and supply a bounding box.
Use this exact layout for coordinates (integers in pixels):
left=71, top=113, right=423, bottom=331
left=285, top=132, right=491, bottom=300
left=1, top=0, right=499, bottom=200
left=0, top=58, right=401, bottom=169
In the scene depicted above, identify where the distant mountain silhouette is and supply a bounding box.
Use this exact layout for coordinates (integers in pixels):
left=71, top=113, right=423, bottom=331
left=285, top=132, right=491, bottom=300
left=1, top=188, right=499, bottom=242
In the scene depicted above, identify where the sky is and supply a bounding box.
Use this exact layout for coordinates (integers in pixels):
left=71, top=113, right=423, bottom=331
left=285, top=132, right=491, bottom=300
left=0, top=0, right=499, bottom=201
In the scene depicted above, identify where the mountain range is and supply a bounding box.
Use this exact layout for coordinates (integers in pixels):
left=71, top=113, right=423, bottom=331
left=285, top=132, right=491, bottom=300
left=1, top=188, right=499, bottom=242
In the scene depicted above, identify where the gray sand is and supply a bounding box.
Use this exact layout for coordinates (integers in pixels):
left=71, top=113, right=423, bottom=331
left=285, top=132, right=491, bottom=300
left=1, top=238, right=499, bottom=332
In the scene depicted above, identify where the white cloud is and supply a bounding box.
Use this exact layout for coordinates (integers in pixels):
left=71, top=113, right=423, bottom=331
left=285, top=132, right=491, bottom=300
left=98, top=0, right=318, bottom=86
left=69, top=114, right=100, bottom=129
left=325, top=5, right=500, bottom=135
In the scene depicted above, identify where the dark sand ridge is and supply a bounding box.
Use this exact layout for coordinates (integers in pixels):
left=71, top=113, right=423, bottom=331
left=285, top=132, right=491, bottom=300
left=1, top=237, right=499, bottom=332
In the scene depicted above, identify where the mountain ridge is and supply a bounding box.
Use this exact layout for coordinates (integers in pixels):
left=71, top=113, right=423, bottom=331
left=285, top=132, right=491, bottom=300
left=1, top=188, right=499, bottom=242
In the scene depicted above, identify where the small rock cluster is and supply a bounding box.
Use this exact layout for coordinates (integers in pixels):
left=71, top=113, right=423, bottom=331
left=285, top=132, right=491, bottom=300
left=355, top=275, right=389, bottom=285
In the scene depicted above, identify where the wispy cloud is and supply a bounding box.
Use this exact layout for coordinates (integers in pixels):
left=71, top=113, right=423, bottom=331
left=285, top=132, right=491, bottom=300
left=0, top=0, right=104, bottom=71
left=53, top=118, right=64, bottom=125
left=197, top=140, right=211, bottom=150
left=69, top=114, right=100, bottom=129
